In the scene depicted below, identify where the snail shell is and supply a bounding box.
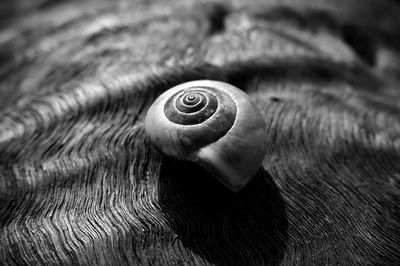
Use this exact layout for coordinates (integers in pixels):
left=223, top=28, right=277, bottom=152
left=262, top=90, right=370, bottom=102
left=144, top=80, right=267, bottom=192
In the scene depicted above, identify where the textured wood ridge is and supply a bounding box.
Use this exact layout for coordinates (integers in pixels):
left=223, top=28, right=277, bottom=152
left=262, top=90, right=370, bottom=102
left=1, top=0, right=400, bottom=265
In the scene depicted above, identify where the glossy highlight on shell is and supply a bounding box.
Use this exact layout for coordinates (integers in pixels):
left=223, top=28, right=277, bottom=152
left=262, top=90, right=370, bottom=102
left=145, top=80, right=268, bottom=192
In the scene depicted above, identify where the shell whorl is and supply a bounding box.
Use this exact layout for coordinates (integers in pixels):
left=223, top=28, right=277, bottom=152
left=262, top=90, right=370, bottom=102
left=165, top=87, right=222, bottom=125
left=175, top=90, right=210, bottom=115
left=162, top=86, right=237, bottom=153
left=145, top=80, right=268, bottom=191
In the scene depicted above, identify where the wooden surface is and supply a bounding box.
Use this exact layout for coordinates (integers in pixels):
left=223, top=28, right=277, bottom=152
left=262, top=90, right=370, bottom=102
left=1, top=0, right=400, bottom=265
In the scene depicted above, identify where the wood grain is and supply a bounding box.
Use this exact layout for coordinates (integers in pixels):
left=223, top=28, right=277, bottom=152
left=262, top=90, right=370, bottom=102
left=1, top=0, right=400, bottom=265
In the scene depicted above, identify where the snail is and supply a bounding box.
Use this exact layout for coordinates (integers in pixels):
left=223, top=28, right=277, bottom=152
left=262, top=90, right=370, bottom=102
left=144, top=80, right=267, bottom=192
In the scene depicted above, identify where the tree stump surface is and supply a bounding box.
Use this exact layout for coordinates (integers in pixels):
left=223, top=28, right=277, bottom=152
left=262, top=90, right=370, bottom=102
left=1, top=0, right=400, bottom=265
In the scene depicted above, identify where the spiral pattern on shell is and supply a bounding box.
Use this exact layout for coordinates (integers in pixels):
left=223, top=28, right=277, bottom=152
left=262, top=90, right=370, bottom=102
left=165, top=88, right=220, bottom=125
left=161, top=86, right=237, bottom=153
left=145, top=80, right=267, bottom=191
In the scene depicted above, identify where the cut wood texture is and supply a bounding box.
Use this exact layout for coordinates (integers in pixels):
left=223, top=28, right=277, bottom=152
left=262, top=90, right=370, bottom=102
left=1, top=0, right=400, bottom=265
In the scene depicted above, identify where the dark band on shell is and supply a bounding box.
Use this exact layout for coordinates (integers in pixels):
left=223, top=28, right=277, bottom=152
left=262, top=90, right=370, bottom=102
left=163, top=86, right=237, bottom=153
